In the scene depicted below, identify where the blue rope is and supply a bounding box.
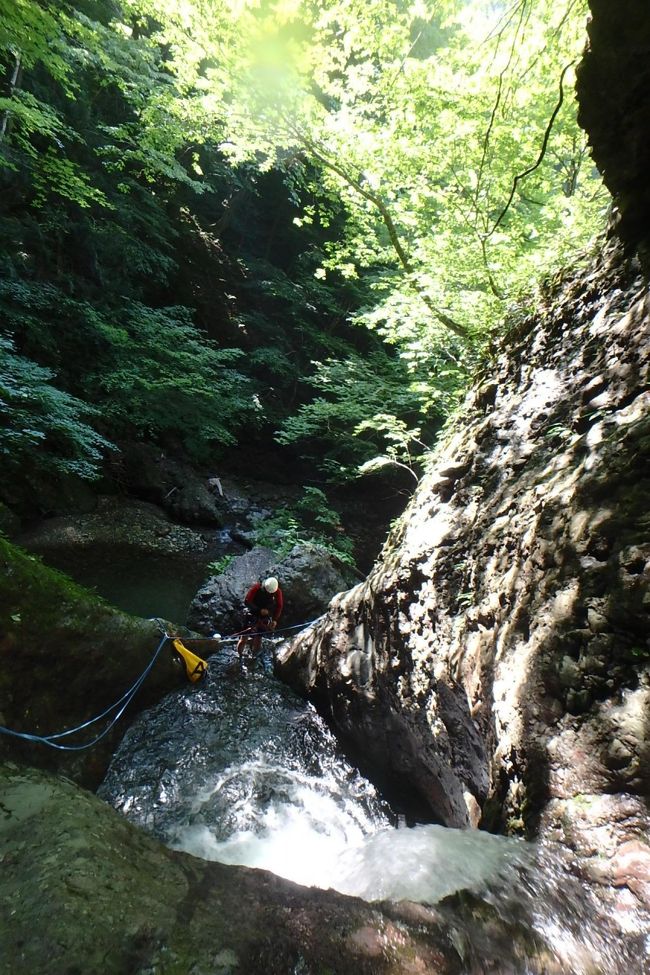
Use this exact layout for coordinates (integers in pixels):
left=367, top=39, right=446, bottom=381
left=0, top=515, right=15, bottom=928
left=0, top=617, right=321, bottom=750
left=0, top=633, right=169, bottom=752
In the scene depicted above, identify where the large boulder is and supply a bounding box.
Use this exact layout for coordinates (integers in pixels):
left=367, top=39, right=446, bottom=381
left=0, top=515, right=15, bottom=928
left=0, top=537, right=187, bottom=789
left=0, top=762, right=460, bottom=975
left=274, top=543, right=359, bottom=624
left=187, top=545, right=277, bottom=635
left=187, top=544, right=356, bottom=636
left=113, top=442, right=224, bottom=525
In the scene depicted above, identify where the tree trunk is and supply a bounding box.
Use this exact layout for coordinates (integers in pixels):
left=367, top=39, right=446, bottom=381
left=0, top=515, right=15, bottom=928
left=0, top=54, right=23, bottom=144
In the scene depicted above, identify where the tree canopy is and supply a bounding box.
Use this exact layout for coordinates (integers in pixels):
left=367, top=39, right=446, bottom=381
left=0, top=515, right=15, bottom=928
left=0, top=0, right=607, bottom=500
left=130, top=0, right=605, bottom=327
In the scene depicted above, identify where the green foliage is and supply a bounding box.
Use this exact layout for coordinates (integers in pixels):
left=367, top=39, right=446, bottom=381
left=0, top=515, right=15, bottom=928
left=0, top=281, right=256, bottom=464
left=0, top=2, right=377, bottom=502
left=0, top=0, right=610, bottom=509
left=121, top=0, right=607, bottom=480
left=31, top=149, right=110, bottom=208
left=0, top=334, right=113, bottom=479
left=0, top=0, right=203, bottom=205
left=86, top=303, right=256, bottom=458
left=158, top=0, right=606, bottom=338
left=0, top=90, right=71, bottom=161
left=0, top=2, right=73, bottom=89
left=252, top=487, right=356, bottom=565
left=206, top=554, right=235, bottom=576
left=276, top=349, right=458, bottom=480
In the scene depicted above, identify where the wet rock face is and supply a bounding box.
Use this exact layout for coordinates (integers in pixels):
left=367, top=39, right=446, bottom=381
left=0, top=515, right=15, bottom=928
left=576, top=0, right=650, bottom=245
left=277, top=239, right=650, bottom=859
left=540, top=793, right=650, bottom=915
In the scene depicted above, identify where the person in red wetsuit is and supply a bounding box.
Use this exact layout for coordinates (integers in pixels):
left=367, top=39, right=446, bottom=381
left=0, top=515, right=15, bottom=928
left=237, top=576, right=284, bottom=658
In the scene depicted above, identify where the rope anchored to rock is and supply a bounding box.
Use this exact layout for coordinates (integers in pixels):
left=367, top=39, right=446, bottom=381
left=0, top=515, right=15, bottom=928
left=0, top=617, right=319, bottom=751
left=0, top=633, right=169, bottom=751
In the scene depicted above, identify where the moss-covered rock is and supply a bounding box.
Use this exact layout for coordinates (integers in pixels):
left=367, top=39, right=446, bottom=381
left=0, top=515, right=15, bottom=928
left=0, top=538, right=190, bottom=788
left=14, top=495, right=211, bottom=558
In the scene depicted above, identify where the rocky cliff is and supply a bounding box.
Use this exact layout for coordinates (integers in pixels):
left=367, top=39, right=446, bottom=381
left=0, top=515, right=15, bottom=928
left=279, top=237, right=649, bottom=822
left=277, top=0, right=650, bottom=922
left=576, top=0, right=650, bottom=247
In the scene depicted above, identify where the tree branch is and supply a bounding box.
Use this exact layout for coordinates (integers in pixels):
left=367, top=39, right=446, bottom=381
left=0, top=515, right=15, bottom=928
left=286, top=125, right=471, bottom=341
left=488, top=58, right=576, bottom=236
left=0, top=54, right=23, bottom=144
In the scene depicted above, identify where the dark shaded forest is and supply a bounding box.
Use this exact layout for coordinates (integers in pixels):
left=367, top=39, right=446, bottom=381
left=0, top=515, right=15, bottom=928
left=1, top=0, right=605, bottom=562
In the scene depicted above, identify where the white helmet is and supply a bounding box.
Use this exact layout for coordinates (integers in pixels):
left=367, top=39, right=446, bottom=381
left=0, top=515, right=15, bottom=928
left=263, top=576, right=279, bottom=593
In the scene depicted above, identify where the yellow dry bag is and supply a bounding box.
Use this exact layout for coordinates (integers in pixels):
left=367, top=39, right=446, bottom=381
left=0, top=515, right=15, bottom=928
left=172, top=639, right=208, bottom=683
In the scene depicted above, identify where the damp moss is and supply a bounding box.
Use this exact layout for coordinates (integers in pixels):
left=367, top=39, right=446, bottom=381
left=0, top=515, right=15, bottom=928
left=0, top=537, right=182, bottom=787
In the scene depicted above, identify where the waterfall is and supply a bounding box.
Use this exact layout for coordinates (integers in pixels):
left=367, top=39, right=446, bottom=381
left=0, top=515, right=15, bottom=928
left=99, top=647, right=643, bottom=974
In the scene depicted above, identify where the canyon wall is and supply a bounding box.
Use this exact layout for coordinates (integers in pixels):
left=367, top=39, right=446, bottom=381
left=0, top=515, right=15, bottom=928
left=278, top=0, right=650, bottom=918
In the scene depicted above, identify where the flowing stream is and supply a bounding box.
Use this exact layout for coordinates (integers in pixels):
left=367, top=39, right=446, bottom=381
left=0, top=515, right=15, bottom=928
left=99, top=645, right=644, bottom=974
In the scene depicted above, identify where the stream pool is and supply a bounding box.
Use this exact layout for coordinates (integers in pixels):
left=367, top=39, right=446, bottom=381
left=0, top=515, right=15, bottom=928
left=31, top=541, right=219, bottom=624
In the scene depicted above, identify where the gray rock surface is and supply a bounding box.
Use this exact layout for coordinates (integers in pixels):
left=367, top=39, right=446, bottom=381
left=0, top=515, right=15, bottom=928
left=188, top=543, right=355, bottom=635
left=15, top=495, right=211, bottom=558
left=187, top=545, right=277, bottom=635
left=271, top=543, right=358, bottom=624
left=276, top=239, right=650, bottom=927
left=5, top=762, right=632, bottom=975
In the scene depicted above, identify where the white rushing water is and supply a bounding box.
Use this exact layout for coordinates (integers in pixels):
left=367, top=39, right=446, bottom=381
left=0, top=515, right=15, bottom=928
left=99, top=648, right=644, bottom=974
left=169, top=770, right=531, bottom=902
left=169, top=759, right=386, bottom=890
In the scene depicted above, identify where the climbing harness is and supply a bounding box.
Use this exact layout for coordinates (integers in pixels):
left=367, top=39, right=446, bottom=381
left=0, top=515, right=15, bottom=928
left=172, top=639, right=208, bottom=683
